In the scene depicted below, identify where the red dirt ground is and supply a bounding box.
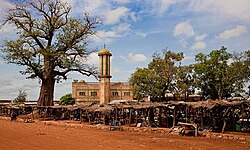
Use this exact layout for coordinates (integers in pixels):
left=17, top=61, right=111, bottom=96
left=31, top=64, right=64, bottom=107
left=0, top=118, right=249, bottom=150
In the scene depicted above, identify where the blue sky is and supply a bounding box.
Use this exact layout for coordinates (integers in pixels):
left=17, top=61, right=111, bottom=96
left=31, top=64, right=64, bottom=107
left=0, top=0, right=250, bottom=100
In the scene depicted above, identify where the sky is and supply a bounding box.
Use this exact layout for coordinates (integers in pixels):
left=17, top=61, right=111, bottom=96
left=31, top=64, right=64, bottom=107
left=0, top=0, right=250, bottom=100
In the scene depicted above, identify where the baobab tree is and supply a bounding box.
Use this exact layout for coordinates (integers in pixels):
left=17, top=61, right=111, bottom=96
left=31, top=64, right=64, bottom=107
left=1, top=0, right=100, bottom=106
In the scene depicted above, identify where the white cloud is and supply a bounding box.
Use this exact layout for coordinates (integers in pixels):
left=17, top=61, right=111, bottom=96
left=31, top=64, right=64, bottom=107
left=60, top=0, right=74, bottom=5
left=188, top=0, right=250, bottom=23
left=68, top=0, right=134, bottom=25
left=174, top=22, right=208, bottom=50
left=111, top=66, right=121, bottom=76
left=191, top=34, right=207, bottom=50
left=71, top=0, right=107, bottom=16
left=112, top=0, right=131, bottom=4
left=90, top=30, right=116, bottom=44
left=128, top=53, right=147, bottom=63
left=125, top=53, right=147, bottom=64
left=195, top=34, right=207, bottom=41
left=135, top=31, right=147, bottom=38
left=90, top=23, right=131, bottom=43
left=173, top=21, right=195, bottom=48
left=0, top=24, right=18, bottom=41
left=0, top=1, right=16, bottom=40
left=113, top=23, right=131, bottom=33
left=130, top=12, right=137, bottom=22
left=216, top=25, right=248, bottom=40
left=86, top=52, right=99, bottom=65
left=0, top=78, right=11, bottom=86
left=0, top=0, right=13, bottom=14
left=0, top=75, right=40, bottom=100
left=147, top=0, right=177, bottom=15
left=174, top=21, right=194, bottom=38
left=105, top=7, right=129, bottom=25
left=191, top=41, right=206, bottom=50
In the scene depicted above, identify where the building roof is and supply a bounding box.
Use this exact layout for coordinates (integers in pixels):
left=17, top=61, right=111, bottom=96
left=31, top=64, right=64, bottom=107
left=98, top=48, right=112, bottom=56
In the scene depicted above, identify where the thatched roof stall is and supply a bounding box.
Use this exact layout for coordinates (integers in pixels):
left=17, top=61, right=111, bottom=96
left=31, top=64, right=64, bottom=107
left=85, top=104, right=101, bottom=112
left=167, top=100, right=250, bottom=132
left=131, top=102, right=164, bottom=109
left=82, top=103, right=115, bottom=113
left=35, top=105, right=72, bottom=120
left=76, top=102, right=96, bottom=110
left=109, top=100, right=130, bottom=105
left=94, top=105, right=114, bottom=114
left=1, top=100, right=248, bottom=132
left=169, top=100, right=250, bottom=109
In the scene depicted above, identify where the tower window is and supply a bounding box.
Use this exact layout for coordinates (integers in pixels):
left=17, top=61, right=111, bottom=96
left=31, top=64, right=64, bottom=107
left=91, top=92, right=97, bottom=96
left=124, top=92, right=130, bottom=96
left=106, top=56, right=109, bottom=75
left=112, top=92, right=119, bottom=96
left=79, top=92, right=85, bottom=96
left=101, top=55, right=104, bottom=75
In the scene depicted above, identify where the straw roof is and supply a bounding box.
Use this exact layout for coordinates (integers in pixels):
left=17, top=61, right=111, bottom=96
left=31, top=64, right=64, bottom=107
left=94, top=105, right=114, bottom=113
left=173, top=100, right=250, bottom=109
left=80, top=104, right=114, bottom=113
left=132, top=102, right=166, bottom=109
left=0, top=100, right=249, bottom=112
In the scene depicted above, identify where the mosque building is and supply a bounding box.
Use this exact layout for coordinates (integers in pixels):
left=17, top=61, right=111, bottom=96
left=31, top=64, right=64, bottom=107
left=72, top=48, right=133, bottom=104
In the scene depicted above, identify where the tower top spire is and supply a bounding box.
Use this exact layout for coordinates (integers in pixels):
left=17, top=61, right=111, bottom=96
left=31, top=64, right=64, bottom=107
left=98, top=47, right=112, bottom=56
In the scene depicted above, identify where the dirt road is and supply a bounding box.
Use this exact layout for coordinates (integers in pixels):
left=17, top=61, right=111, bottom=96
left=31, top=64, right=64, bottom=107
left=0, top=118, right=249, bottom=150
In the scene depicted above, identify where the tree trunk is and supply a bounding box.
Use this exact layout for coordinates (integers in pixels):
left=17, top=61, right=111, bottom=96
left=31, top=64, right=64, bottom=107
left=218, top=88, right=222, bottom=100
left=37, top=78, right=55, bottom=106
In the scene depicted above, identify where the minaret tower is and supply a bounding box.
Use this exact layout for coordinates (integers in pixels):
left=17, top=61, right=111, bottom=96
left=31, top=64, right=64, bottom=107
left=98, top=47, right=112, bottom=104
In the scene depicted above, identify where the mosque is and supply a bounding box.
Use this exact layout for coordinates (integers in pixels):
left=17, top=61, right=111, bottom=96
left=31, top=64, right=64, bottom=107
left=72, top=48, right=133, bottom=104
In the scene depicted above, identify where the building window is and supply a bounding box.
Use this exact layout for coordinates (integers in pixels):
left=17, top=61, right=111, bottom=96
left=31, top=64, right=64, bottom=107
left=91, top=92, right=97, bottom=96
left=124, top=92, right=130, bottom=96
left=112, top=92, right=119, bottom=96
left=79, top=92, right=85, bottom=96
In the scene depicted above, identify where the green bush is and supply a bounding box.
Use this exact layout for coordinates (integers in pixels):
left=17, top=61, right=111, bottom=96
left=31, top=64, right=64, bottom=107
left=14, top=89, right=27, bottom=103
left=59, top=93, right=75, bottom=105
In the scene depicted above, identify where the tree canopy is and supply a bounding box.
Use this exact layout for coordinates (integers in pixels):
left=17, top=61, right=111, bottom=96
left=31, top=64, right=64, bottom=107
left=59, top=93, right=75, bottom=105
left=130, top=46, right=250, bottom=101
left=129, top=50, right=185, bottom=101
left=193, top=46, right=232, bottom=100
left=1, top=0, right=100, bottom=106
left=194, top=47, right=250, bottom=100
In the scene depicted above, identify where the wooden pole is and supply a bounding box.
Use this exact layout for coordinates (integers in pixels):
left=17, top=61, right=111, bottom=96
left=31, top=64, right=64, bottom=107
left=222, top=107, right=229, bottom=133
left=115, top=107, right=118, bottom=121
left=147, top=108, right=151, bottom=127
left=80, top=109, right=83, bottom=124
left=166, top=108, right=169, bottom=127
left=88, top=112, right=91, bottom=124
left=222, top=119, right=226, bottom=133
left=185, top=105, right=188, bottom=123
left=173, top=107, right=176, bottom=127
left=31, top=107, right=34, bottom=120
left=128, top=108, right=132, bottom=126
left=200, top=108, right=204, bottom=127
left=232, top=107, right=236, bottom=131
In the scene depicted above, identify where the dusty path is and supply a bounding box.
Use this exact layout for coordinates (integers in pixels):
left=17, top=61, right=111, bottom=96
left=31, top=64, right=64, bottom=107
left=0, top=118, right=249, bottom=150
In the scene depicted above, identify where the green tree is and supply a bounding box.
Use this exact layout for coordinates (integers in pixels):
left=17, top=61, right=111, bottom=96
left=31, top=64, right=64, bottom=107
left=14, top=89, right=27, bottom=103
left=59, top=93, right=75, bottom=105
left=1, top=0, right=99, bottom=106
left=175, top=65, right=195, bottom=100
left=129, top=49, right=184, bottom=101
left=129, top=68, right=154, bottom=100
left=228, top=50, right=250, bottom=98
left=194, top=46, right=233, bottom=100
